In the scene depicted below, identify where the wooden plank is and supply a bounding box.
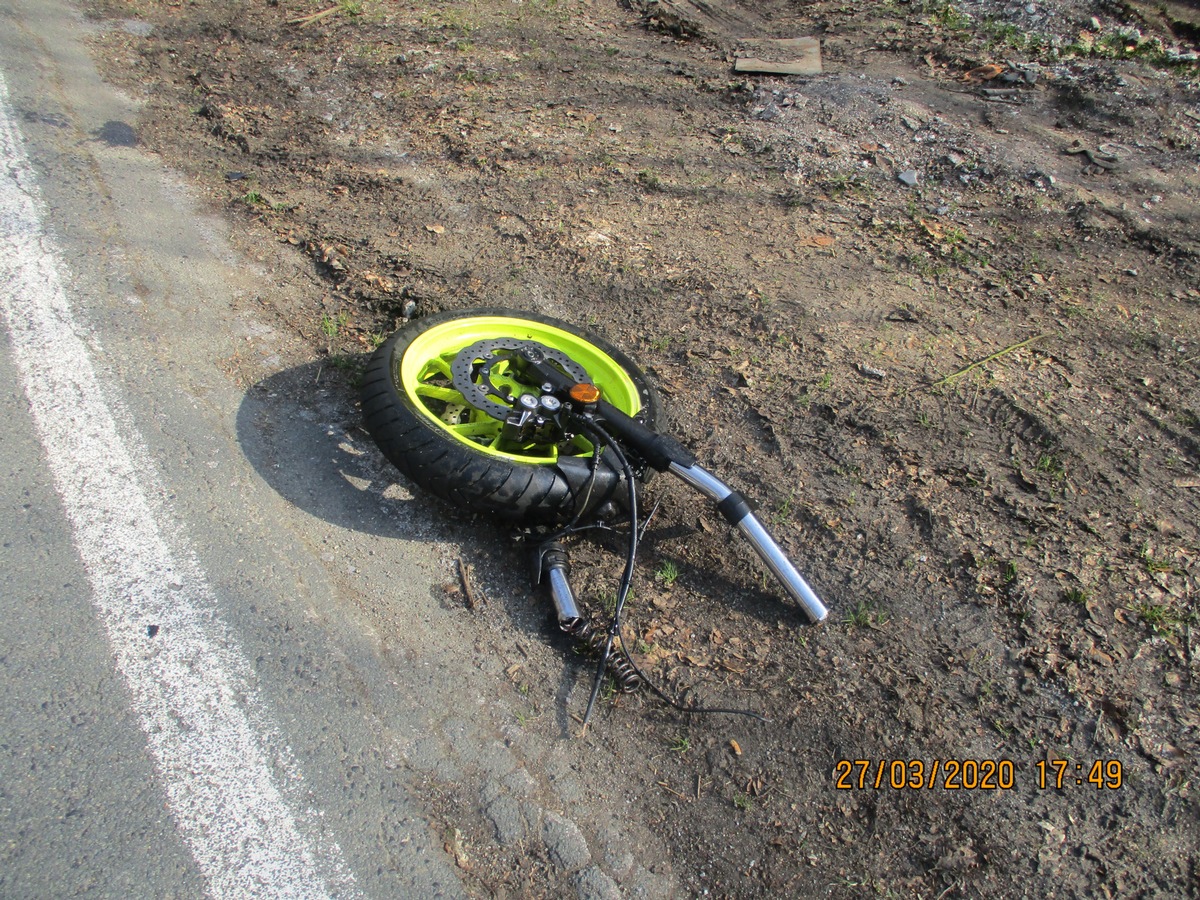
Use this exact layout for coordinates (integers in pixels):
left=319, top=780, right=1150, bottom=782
left=733, top=36, right=822, bottom=75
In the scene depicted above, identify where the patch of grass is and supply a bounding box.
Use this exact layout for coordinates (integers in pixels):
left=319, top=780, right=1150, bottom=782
left=1133, top=602, right=1194, bottom=636
left=669, top=734, right=691, bottom=754
left=1062, top=587, right=1090, bottom=605
left=636, top=169, right=662, bottom=191
left=1068, top=28, right=1174, bottom=66
left=921, top=1, right=973, bottom=32
left=598, top=589, right=632, bottom=617
left=655, top=560, right=679, bottom=587
left=844, top=600, right=889, bottom=629
left=1174, top=409, right=1199, bottom=430
left=733, top=793, right=753, bottom=811
left=1035, top=452, right=1066, bottom=481
left=770, top=491, right=794, bottom=528
left=823, top=171, right=874, bottom=201
left=456, top=68, right=494, bottom=85
left=421, top=8, right=475, bottom=35
left=1140, top=543, right=1178, bottom=575
left=320, top=311, right=350, bottom=339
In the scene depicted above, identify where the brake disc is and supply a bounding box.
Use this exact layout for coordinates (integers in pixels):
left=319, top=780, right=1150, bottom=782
left=451, top=338, right=589, bottom=422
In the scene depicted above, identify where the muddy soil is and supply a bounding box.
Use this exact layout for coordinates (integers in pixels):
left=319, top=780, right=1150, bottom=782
left=81, top=0, right=1198, bottom=896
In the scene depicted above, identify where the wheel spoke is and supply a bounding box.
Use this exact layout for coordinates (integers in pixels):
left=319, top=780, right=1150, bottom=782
left=415, top=383, right=463, bottom=403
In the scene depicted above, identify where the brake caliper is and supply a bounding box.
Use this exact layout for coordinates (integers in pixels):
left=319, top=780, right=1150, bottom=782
left=450, top=338, right=589, bottom=447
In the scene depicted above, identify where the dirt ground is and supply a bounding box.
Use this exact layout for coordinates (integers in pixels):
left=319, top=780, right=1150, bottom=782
left=80, top=0, right=1198, bottom=896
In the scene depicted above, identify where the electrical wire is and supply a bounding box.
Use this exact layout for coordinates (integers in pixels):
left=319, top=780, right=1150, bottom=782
left=574, top=415, right=766, bottom=726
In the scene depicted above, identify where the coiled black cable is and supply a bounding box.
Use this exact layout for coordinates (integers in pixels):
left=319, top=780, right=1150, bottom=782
left=573, top=415, right=766, bottom=726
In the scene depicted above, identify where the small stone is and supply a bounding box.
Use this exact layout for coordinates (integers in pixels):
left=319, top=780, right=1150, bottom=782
left=898, top=170, right=919, bottom=187
left=483, top=794, right=527, bottom=846
left=573, top=867, right=622, bottom=900
left=543, top=812, right=591, bottom=872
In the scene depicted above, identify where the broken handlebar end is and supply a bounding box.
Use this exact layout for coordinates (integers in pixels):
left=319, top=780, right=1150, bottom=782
left=532, top=541, right=582, bottom=625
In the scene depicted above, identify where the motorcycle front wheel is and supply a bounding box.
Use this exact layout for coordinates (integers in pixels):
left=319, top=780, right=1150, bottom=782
left=360, top=307, right=660, bottom=525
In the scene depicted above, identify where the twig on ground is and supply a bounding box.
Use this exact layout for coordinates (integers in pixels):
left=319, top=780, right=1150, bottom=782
left=458, top=556, right=483, bottom=609
left=931, top=334, right=1051, bottom=387
left=289, top=6, right=341, bottom=28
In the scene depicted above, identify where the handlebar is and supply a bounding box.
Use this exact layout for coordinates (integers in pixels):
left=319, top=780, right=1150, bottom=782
left=516, top=346, right=829, bottom=624
left=669, top=463, right=828, bottom=623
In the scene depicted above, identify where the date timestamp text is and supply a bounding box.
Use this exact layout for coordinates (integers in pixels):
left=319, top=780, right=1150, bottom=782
left=833, top=758, right=1123, bottom=791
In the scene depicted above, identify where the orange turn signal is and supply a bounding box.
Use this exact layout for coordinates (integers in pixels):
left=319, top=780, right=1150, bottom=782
left=568, top=383, right=601, bottom=404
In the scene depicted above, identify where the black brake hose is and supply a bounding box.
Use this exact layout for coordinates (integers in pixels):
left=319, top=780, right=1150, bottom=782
left=575, top=416, right=766, bottom=726
left=537, top=434, right=604, bottom=544
left=577, top=417, right=637, bottom=728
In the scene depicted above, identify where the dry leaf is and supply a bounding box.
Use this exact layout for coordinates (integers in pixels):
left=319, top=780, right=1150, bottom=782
left=962, top=64, right=1005, bottom=82
left=799, top=234, right=836, bottom=248
left=426, top=224, right=446, bottom=234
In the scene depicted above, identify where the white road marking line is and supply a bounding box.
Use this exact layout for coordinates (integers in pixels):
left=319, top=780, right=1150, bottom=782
left=0, top=73, right=356, bottom=898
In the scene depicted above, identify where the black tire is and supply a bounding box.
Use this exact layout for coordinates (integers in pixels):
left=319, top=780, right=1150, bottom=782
left=361, top=307, right=660, bottom=525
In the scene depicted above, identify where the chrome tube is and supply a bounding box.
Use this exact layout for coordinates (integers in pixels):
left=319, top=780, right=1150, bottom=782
left=668, top=462, right=829, bottom=623
left=547, top=565, right=581, bottom=623
left=669, top=460, right=733, bottom=503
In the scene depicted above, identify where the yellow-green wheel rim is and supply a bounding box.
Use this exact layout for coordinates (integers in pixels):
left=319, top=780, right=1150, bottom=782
left=399, top=315, right=644, bottom=463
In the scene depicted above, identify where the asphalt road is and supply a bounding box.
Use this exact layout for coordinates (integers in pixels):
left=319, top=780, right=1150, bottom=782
left=0, top=1, right=464, bottom=895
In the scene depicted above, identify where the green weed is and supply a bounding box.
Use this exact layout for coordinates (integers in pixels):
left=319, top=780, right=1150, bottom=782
left=1035, top=452, right=1066, bottom=480
left=1134, top=602, right=1194, bottom=636
left=636, top=169, right=662, bottom=191
left=844, top=600, right=889, bottom=629
left=320, top=311, right=350, bottom=339
left=770, top=491, right=794, bottom=527
left=1141, top=544, right=1178, bottom=575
